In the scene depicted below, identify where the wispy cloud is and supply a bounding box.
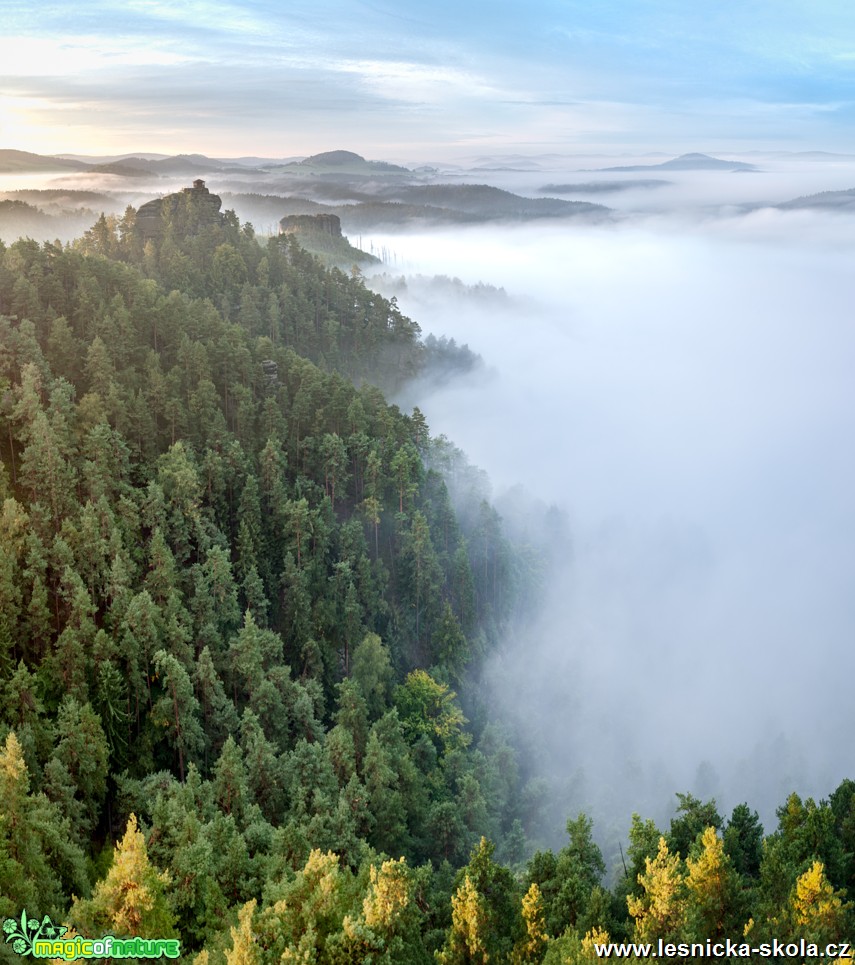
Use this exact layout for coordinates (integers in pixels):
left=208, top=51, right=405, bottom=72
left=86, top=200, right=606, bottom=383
left=2, top=34, right=195, bottom=76
left=3, top=0, right=855, bottom=155
left=332, top=58, right=497, bottom=105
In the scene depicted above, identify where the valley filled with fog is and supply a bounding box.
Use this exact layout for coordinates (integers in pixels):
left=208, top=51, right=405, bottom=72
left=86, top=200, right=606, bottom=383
left=365, top=155, right=855, bottom=849
left=4, top=146, right=855, bottom=854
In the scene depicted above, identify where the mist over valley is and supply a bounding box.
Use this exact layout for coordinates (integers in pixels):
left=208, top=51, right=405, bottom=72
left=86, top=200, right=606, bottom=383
left=361, top=155, right=855, bottom=846
left=4, top=148, right=855, bottom=850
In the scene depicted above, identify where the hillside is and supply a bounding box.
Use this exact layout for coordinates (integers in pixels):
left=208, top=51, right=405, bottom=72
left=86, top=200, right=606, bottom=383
left=0, top=191, right=853, bottom=962
left=778, top=186, right=855, bottom=211
left=0, top=197, right=102, bottom=243
left=0, top=149, right=91, bottom=173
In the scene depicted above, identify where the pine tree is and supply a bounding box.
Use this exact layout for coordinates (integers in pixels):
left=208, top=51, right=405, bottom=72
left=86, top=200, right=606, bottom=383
left=790, top=861, right=852, bottom=944
left=684, top=826, right=741, bottom=940
left=225, top=899, right=261, bottom=965
left=627, top=837, right=686, bottom=943
left=512, top=882, right=549, bottom=964
left=152, top=649, right=205, bottom=781
left=43, top=697, right=109, bottom=841
left=71, top=813, right=176, bottom=938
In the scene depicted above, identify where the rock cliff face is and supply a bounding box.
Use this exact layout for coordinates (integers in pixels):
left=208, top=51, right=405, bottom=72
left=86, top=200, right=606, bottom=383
left=278, top=213, right=342, bottom=237
left=136, top=179, right=224, bottom=240
left=276, top=212, right=378, bottom=267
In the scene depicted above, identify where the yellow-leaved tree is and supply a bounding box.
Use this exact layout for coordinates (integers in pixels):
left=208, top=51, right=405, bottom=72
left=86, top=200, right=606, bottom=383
left=225, top=900, right=261, bottom=965
left=627, top=837, right=686, bottom=942
left=511, top=882, right=549, bottom=964
left=258, top=849, right=347, bottom=964
left=70, top=813, right=176, bottom=939
left=332, top=857, right=414, bottom=964
left=791, top=861, right=852, bottom=945
left=362, top=857, right=410, bottom=931
left=684, top=826, right=741, bottom=940
left=438, top=873, right=490, bottom=965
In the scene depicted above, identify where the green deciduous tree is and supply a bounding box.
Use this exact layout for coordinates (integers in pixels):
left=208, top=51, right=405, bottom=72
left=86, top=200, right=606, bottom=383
left=395, top=670, right=469, bottom=758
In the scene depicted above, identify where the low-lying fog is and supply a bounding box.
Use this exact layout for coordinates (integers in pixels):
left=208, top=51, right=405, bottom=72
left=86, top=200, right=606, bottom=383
left=366, top=161, right=855, bottom=852
left=434, top=152, right=855, bottom=217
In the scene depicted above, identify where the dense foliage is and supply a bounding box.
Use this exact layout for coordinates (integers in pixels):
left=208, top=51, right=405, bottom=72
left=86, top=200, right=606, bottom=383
left=0, top=194, right=853, bottom=962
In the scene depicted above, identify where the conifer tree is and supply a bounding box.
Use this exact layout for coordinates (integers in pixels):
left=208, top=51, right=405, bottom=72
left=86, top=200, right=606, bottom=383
left=684, top=826, right=741, bottom=940
left=512, top=882, right=549, bottom=965
left=0, top=731, right=87, bottom=917
left=627, top=837, right=686, bottom=943
left=152, top=649, right=205, bottom=781
left=790, top=861, right=852, bottom=944
left=438, top=874, right=490, bottom=965
left=71, top=813, right=176, bottom=938
left=225, top=899, right=261, bottom=965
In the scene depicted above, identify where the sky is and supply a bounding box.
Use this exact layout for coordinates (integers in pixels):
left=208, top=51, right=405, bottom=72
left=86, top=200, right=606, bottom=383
left=3, top=0, right=855, bottom=159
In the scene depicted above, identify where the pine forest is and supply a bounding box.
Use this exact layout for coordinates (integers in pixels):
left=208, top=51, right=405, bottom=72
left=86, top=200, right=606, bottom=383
left=0, top=184, right=853, bottom=964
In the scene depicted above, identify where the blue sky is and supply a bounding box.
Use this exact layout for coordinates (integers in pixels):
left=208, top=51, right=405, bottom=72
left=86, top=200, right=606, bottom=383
left=2, top=0, right=855, bottom=158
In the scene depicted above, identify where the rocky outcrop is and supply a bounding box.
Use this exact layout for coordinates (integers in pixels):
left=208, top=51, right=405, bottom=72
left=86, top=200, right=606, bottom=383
left=136, top=179, right=224, bottom=241
left=279, top=213, right=342, bottom=237
left=260, top=359, right=279, bottom=394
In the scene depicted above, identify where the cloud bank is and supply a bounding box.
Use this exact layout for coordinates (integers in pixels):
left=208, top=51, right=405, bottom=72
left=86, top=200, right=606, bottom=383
left=370, top=164, right=855, bottom=848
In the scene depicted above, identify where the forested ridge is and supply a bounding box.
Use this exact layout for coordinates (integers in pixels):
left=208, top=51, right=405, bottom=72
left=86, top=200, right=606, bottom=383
left=0, top=189, right=853, bottom=963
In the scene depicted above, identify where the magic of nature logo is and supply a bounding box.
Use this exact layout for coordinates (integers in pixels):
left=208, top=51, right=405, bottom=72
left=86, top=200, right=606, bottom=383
left=2, top=911, right=180, bottom=960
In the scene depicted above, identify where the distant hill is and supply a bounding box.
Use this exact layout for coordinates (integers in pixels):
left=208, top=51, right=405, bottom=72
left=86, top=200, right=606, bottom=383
left=220, top=185, right=609, bottom=233
left=261, top=150, right=412, bottom=176
left=1, top=149, right=260, bottom=177
left=88, top=160, right=155, bottom=178
left=598, top=153, right=756, bottom=173
left=777, top=187, right=855, bottom=211
left=299, top=150, right=409, bottom=173
left=328, top=201, right=483, bottom=230
left=0, top=149, right=90, bottom=173
left=105, top=154, right=262, bottom=175
left=53, top=151, right=171, bottom=162
left=145, top=154, right=262, bottom=175
left=215, top=155, right=303, bottom=167
left=3, top=146, right=411, bottom=184
left=374, top=183, right=609, bottom=219
left=301, top=150, right=367, bottom=166
left=0, top=188, right=116, bottom=206
left=0, top=198, right=53, bottom=229
left=1, top=147, right=606, bottom=226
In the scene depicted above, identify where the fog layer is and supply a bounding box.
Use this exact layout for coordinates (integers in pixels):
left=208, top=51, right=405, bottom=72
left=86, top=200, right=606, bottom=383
left=367, top=175, right=855, bottom=843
